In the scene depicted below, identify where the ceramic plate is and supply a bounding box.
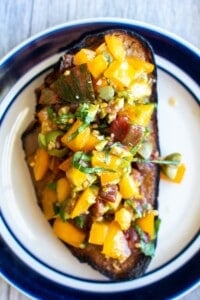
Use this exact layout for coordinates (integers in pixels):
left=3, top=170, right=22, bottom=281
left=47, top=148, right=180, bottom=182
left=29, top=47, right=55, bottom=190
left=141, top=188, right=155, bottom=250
left=0, top=19, right=199, bottom=300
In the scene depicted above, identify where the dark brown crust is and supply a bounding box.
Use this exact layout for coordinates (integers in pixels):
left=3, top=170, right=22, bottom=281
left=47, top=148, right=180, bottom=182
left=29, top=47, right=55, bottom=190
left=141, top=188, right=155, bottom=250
left=21, top=29, right=160, bottom=280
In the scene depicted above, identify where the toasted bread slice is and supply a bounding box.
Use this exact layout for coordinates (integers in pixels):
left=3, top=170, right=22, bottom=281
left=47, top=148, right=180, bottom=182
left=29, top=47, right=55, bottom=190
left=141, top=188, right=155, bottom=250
left=22, top=30, right=160, bottom=280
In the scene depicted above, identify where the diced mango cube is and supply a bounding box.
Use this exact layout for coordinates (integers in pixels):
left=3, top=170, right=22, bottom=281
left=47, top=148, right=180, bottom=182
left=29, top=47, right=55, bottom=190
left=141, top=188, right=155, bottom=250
left=100, top=170, right=121, bottom=185
left=88, top=54, right=108, bottom=79
left=53, top=218, right=86, bottom=247
left=41, top=188, right=57, bottom=220
left=104, top=60, right=135, bottom=88
left=127, top=57, right=154, bottom=73
left=61, top=119, right=90, bottom=152
left=91, top=151, right=121, bottom=171
left=119, top=173, right=141, bottom=199
left=105, top=34, right=126, bottom=61
left=33, top=148, right=49, bottom=181
left=115, top=207, right=132, bottom=230
left=89, top=221, right=109, bottom=245
left=102, top=221, right=131, bottom=261
left=73, top=48, right=96, bottom=65
left=120, top=103, right=155, bottom=127
left=82, top=132, right=100, bottom=152
left=66, top=167, right=88, bottom=187
left=56, top=177, right=71, bottom=202
left=71, top=186, right=98, bottom=218
left=95, top=42, right=108, bottom=54
left=136, top=211, right=155, bottom=240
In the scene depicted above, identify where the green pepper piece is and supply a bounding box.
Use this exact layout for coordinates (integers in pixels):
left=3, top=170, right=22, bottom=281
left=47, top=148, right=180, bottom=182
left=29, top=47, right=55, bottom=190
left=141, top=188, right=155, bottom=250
left=98, top=85, right=115, bottom=101
left=48, top=148, right=68, bottom=158
left=161, top=153, right=182, bottom=179
left=45, top=130, right=64, bottom=145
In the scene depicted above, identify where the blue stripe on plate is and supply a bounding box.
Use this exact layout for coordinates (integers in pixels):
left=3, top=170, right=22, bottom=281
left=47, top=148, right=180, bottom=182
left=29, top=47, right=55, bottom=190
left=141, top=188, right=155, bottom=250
left=1, top=236, right=200, bottom=300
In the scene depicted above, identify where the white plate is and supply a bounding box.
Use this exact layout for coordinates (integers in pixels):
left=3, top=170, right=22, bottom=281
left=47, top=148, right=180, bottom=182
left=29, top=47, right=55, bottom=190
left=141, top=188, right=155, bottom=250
left=0, top=18, right=199, bottom=299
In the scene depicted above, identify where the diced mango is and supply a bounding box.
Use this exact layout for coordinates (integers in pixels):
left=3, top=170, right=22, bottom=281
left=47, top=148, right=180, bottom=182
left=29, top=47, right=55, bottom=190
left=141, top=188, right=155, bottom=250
left=95, top=42, right=108, bottom=54
left=100, top=170, right=121, bottom=185
left=66, top=167, right=88, bottom=187
left=119, top=173, right=141, bottom=199
left=73, top=48, right=96, bottom=65
left=173, top=163, right=186, bottom=183
left=41, top=187, right=57, bottom=220
left=127, top=57, right=154, bottom=73
left=136, top=211, right=155, bottom=240
left=71, top=186, right=99, bottom=218
left=91, top=150, right=121, bottom=171
left=115, top=207, right=132, bottom=230
left=33, top=148, right=49, bottom=181
left=120, top=103, right=155, bottom=127
left=61, top=119, right=90, bottom=152
left=89, top=221, right=109, bottom=245
left=102, top=221, right=131, bottom=261
left=82, top=132, right=100, bottom=152
left=88, top=54, right=108, bottom=79
left=104, top=60, right=135, bottom=88
left=53, top=218, right=86, bottom=247
left=161, top=163, right=186, bottom=184
left=56, top=177, right=71, bottom=202
left=129, top=82, right=151, bottom=99
left=105, top=34, right=126, bottom=61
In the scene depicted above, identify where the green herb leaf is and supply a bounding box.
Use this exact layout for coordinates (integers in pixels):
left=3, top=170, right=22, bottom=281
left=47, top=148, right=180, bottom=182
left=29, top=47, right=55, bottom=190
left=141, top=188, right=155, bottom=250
left=47, top=181, right=57, bottom=190
left=140, top=240, right=155, bottom=257
left=53, top=202, right=67, bottom=222
left=135, top=223, right=155, bottom=257
left=39, top=88, right=58, bottom=105
left=75, top=215, right=85, bottom=229
left=55, top=113, right=75, bottom=125
left=52, top=64, right=95, bottom=103
left=132, top=157, right=180, bottom=165
left=47, top=106, right=56, bottom=120
left=154, top=217, right=161, bottom=236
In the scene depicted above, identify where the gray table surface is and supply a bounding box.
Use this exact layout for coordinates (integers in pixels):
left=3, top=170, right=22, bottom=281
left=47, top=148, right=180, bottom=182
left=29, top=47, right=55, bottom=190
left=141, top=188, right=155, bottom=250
left=0, top=0, right=199, bottom=299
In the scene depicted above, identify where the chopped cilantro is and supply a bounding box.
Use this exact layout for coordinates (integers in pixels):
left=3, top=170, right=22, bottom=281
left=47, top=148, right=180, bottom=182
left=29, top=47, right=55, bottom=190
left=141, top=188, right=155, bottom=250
left=47, top=181, right=57, bottom=190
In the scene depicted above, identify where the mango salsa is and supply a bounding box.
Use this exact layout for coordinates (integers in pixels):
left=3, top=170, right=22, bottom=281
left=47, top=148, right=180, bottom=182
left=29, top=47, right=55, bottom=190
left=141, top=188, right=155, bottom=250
left=73, top=48, right=96, bottom=65
left=89, top=221, right=109, bottom=245
left=102, top=221, right=131, bottom=261
left=88, top=54, right=108, bottom=79
left=33, top=148, right=49, bottom=181
left=24, top=31, right=181, bottom=268
left=53, top=218, right=86, bottom=247
left=41, top=187, right=57, bottom=220
left=136, top=211, right=155, bottom=240
left=115, top=207, right=132, bottom=230
left=119, top=173, right=141, bottom=199
left=105, top=34, right=126, bottom=61
left=71, top=186, right=99, bottom=218
left=61, top=119, right=90, bottom=152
